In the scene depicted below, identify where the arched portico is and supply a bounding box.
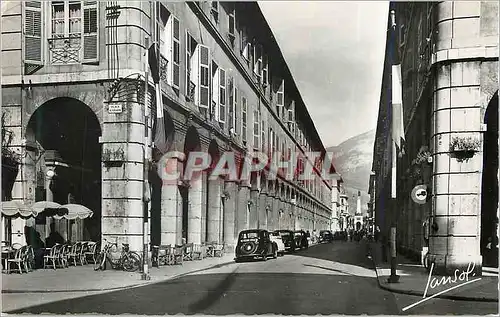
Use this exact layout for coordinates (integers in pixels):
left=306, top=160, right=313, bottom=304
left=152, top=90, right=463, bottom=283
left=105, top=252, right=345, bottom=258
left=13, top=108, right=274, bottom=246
left=150, top=111, right=175, bottom=246
left=183, top=126, right=202, bottom=244
left=206, top=140, right=223, bottom=243
left=24, top=97, right=101, bottom=244
left=481, top=91, right=499, bottom=267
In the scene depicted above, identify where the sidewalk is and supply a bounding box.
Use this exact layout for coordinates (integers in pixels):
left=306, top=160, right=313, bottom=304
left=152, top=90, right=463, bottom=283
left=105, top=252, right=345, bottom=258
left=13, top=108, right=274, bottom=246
left=367, top=242, right=498, bottom=302
left=2, top=253, right=235, bottom=293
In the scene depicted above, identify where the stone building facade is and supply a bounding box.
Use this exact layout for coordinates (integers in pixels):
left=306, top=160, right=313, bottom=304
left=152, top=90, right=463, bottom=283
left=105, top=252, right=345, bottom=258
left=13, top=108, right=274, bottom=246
left=1, top=1, right=334, bottom=251
left=372, top=1, right=498, bottom=274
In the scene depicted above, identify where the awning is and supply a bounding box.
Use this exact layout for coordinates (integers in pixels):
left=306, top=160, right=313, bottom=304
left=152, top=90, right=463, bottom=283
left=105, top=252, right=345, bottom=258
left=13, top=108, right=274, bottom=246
left=53, top=204, right=93, bottom=220
left=31, top=201, right=62, bottom=213
left=1, top=201, right=37, bottom=218
left=32, top=201, right=68, bottom=217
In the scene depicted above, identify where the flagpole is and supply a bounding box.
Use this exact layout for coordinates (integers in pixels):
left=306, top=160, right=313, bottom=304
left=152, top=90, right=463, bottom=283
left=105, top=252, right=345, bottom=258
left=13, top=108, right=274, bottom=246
left=388, top=7, right=400, bottom=284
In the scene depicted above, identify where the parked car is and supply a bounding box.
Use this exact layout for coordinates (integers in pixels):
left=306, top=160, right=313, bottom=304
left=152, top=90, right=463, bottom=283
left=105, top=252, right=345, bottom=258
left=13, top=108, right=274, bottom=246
left=235, top=229, right=278, bottom=262
left=294, top=230, right=309, bottom=249
left=274, top=230, right=296, bottom=253
left=270, top=232, right=285, bottom=256
left=319, top=230, right=334, bottom=243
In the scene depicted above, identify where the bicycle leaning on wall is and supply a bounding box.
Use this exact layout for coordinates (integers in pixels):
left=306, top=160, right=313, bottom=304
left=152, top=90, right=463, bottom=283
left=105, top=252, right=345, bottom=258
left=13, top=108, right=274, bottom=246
left=93, top=238, right=142, bottom=272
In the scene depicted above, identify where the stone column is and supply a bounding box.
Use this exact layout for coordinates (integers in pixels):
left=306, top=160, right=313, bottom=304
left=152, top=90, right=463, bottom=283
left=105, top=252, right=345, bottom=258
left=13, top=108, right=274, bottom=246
left=158, top=152, right=183, bottom=246
left=188, top=177, right=203, bottom=244
left=206, top=178, right=222, bottom=242
left=266, top=193, right=274, bottom=231
left=223, top=181, right=238, bottom=249
left=236, top=182, right=251, bottom=233
left=101, top=101, right=146, bottom=252
left=249, top=188, right=259, bottom=229
left=200, top=173, right=208, bottom=242
left=259, top=191, right=268, bottom=229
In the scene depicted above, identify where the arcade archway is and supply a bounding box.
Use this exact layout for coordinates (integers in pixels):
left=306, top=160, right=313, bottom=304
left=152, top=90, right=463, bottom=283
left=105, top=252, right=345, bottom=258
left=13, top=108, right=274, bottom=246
left=150, top=112, right=175, bottom=246
left=481, top=91, right=498, bottom=267
left=25, top=97, right=101, bottom=242
left=182, top=126, right=201, bottom=243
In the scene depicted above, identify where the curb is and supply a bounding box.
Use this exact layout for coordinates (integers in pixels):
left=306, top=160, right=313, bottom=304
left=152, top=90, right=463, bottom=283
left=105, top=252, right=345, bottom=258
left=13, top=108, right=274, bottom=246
left=2, top=256, right=235, bottom=294
left=366, top=244, right=498, bottom=303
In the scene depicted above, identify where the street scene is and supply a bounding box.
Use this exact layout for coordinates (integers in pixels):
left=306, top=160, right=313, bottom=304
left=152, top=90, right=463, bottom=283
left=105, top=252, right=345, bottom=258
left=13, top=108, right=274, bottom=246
left=1, top=0, right=499, bottom=315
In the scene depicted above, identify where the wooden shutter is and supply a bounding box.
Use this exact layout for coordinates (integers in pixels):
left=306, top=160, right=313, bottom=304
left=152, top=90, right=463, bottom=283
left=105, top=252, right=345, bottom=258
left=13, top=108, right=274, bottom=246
left=198, top=45, right=210, bottom=108
left=83, top=1, right=99, bottom=63
left=172, top=17, right=180, bottom=89
left=24, top=1, right=43, bottom=68
left=219, top=68, right=226, bottom=123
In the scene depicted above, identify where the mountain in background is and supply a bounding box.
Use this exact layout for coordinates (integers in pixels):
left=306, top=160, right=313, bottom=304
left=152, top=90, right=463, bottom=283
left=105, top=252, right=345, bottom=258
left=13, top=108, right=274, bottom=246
left=327, top=129, right=375, bottom=215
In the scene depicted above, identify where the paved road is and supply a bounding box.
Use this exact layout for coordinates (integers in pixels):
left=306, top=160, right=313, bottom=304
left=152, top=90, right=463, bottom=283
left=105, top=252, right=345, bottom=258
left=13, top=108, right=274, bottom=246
left=4, top=242, right=497, bottom=315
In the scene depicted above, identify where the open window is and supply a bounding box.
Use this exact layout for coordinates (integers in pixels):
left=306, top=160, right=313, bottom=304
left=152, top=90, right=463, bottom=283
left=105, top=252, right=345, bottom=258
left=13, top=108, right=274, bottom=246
left=276, top=79, right=284, bottom=118
left=211, top=1, right=219, bottom=23
left=240, top=26, right=250, bottom=62
left=186, top=32, right=198, bottom=100
left=253, top=44, right=263, bottom=83
left=227, top=3, right=235, bottom=43
left=191, top=44, right=210, bottom=109
left=211, top=61, right=219, bottom=120
left=160, top=11, right=180, bottom=89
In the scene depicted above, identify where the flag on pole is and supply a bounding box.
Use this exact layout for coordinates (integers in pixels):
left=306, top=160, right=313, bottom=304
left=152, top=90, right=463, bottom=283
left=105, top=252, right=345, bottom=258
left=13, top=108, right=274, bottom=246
left=147, top=37, right=169, bottom=158
left=391, top=64, right=405, bottom=199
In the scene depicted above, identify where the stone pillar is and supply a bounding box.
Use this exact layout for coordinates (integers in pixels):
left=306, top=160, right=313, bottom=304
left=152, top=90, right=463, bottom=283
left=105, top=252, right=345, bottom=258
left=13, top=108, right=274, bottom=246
left=101, top=101, right=146, bottom=252
left=236, top=183, right=251, bottom=233
left=223, top=181, right=238, bottom=249
left=158, top=153, right=183, bottom=246
left=206, top=178, right=222, bottom=242
left=259, top=191, right=268, bottom=229
left=188, top=177, right=203, bottom=244
left=249, top=188, right=259, bottom=229
left=201, top=173, right=208, bottom=242
left=266, top=193, right=274, bottom=231
left=430, top=60, right=484, bottom=275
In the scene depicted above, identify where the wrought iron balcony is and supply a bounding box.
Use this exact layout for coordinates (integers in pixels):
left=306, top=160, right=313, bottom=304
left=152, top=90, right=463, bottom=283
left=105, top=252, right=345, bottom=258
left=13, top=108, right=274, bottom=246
left=159, top=54, right=168, bottom=82
left=48, top=36, right=82, bottom=64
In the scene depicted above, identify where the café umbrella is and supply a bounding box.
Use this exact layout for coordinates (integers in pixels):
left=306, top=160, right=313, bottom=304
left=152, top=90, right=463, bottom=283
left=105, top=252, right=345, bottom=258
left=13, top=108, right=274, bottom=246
left=53, top=204, right=93, bottom=220
left=1, top=201, right=37, bottom=218
left=31, top=201, right=67, bottom=217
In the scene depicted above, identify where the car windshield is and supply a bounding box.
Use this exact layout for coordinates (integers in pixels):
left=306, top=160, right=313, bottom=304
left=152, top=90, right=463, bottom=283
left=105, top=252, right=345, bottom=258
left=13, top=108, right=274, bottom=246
left=240, top=232, right=259, bottom=239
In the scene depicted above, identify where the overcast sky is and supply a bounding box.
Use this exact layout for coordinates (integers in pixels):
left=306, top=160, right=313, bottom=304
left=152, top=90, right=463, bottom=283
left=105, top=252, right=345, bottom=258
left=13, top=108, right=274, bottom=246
left=259, top=1, right=389, bottom=147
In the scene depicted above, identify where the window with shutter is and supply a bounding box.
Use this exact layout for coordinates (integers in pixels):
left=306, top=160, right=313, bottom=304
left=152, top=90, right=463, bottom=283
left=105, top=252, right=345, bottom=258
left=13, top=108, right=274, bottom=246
left=261, top=119, right=265, bottom=152
left=253, top=110, right=260, bottom=149
left=277, top=79, right=284, bottom=118
left=83, top=1, right=98, bottom=63
left=24, top=1, right=43, bottom=73
left=211, top=61, right=219, bottom=119
left=198, top=45, right=210, bottom=108
left=228, top=4, right=235, bottom=39
left=241, top=97, right=247, bottom=143
left=228, top=78, right=234, bottom=129
left=262, top=54, right=269, bottom=87
left=233, top=86, right=238, bottom=133
left=171, top=17, right=180, bottom=89
left=186, top=32, right=197, bottom=101
left=219, top=68, right=226, bottom=124
left=211, top=1, right=219, bottom=22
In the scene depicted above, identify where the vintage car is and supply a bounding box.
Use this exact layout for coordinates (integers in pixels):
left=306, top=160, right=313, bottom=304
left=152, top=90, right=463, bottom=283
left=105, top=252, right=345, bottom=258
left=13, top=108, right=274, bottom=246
left=235, top=229, right=278, bottom=262
left=294, top=230, right=309, bottom=249
left=270, top=231, right=286, bottom=256
left=319, top=230, right=334, bottom=243
left=274, top=230, right=296, bottom=253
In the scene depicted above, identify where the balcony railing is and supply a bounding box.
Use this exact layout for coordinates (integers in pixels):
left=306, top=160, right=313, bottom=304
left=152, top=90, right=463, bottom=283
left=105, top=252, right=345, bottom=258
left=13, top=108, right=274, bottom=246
left=159, top=55, right=168, bottom=82
left=48, top=36, right=82, bottom=64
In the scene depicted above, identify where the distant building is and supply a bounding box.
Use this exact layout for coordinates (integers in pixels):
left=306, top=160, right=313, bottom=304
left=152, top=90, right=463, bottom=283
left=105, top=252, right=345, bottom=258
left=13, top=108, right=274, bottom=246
left=371, top=2, right=498, bottom=274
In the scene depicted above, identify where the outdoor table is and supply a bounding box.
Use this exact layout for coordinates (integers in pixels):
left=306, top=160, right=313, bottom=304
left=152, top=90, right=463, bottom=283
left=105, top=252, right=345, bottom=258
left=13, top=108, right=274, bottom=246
left=1, top=248, right=15, bottom=272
